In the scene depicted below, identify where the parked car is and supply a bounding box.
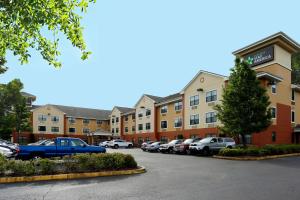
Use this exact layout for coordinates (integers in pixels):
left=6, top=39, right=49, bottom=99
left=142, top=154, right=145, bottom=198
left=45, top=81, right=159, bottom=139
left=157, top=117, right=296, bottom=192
left=0, top=139, right=19, bottom=151
left=174, top=138, right=201, bottom=154
left=108, top=139, right=133, bottom=149
left=0, top=145, right=19, bottom=158
left=141, top=141, right=154, bottom=151
left=27, top=139, right=52, bottom=146
left=189, top=137, right=236, bottom=155
left=17, top=137, right=106, bottom=159
left=99, top=141, right=110, bottom=148
left=159, top=139, right=183, bottom=153
left=146, top=142, right=161, bottom=152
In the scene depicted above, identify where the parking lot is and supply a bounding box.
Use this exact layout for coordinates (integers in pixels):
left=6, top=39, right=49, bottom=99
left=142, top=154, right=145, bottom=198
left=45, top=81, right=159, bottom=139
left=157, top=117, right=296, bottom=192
left=0, top=148, right=300, bottom=200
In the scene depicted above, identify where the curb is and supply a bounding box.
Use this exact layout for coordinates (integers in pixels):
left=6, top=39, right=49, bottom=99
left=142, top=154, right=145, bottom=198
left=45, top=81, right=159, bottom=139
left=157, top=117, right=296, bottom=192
left=0, top=166, right=146, bottom=184
left=213, top=153, right=300, bottom=161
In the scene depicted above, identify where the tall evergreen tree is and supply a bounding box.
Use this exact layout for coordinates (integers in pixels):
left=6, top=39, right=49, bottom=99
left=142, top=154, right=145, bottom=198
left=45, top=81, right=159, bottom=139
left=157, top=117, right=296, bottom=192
left=292, top=52, right=300, bottom=84
left=215, top=58, right=272, bottom=147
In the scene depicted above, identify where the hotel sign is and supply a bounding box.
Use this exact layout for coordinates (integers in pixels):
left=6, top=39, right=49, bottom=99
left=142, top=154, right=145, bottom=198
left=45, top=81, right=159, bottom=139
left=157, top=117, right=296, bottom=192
left=244, top=45, right=274, bottom=67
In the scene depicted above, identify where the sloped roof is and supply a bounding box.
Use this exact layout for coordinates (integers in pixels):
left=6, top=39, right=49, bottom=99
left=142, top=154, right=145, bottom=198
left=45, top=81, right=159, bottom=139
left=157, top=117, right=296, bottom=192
left=21, top=92, right=36, bottom=98
left=145, top=94, right=164, bottom=102
left=47, top=104, right=111, bottom=120
left=155, top=93, right=182, bottom=105
left=115, top=106, right=135, bottom=114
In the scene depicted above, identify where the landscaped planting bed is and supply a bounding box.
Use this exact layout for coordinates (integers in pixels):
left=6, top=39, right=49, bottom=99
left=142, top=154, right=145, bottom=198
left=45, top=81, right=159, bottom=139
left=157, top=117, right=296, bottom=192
left=218, top=144, right=300, bottom=157
left=0, top=153, right=137, bottom=177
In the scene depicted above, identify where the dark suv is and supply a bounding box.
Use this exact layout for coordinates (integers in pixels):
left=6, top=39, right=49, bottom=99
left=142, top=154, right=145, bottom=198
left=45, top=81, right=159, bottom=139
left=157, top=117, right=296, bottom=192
left=174, top=138, right=201, bottom=154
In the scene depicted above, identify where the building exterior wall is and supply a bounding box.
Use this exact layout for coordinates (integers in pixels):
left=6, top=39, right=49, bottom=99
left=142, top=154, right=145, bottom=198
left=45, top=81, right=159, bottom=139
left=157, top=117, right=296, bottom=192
left=122, top=113, right=136, bottom=135
left=65, top=117, right=109, bottom=135
left=292, top=90, right=300, bottom=125
left=135, top=96, right=155, bottom=134
left=110, top=108, right=122, bottom=137
left=32, top=105, right=65, bottom=135
left=183, top=73, right=225, bottom=130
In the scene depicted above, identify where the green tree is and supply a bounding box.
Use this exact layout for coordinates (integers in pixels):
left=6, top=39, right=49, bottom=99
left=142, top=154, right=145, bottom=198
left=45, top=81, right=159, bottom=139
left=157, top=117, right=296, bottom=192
left=0, top=0, right=94, bottom=70
left=0, top=79, right=31, bottom=140
left=292, top=52, right=300, bottom=84
left=215, top=58, right=272, bottom=147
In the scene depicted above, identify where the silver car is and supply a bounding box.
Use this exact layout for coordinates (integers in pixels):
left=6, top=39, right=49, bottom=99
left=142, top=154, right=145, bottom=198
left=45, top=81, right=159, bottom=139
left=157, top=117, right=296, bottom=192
left=189, top=137, right=236, bottom=155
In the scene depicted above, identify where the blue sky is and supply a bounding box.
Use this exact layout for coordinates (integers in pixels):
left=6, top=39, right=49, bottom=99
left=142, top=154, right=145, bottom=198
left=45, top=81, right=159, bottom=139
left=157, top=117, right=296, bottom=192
left=1, top=0, right=299, bottom=110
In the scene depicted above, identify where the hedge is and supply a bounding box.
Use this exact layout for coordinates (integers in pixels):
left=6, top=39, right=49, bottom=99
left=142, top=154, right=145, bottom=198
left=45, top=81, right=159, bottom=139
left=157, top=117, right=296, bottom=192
left=218, top=144, right=300, bottom=157
left=0, top=153, right=137, bottom=177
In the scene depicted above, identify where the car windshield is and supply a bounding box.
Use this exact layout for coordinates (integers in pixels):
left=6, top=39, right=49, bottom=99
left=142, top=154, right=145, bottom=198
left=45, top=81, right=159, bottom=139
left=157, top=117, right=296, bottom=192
left=152, top=142, right=160, bottom=145
left=183, top=139, right=193, bottom=144
left=199, top=138, right=212, bottom=143
left=168, top=140, right=178, bottom=144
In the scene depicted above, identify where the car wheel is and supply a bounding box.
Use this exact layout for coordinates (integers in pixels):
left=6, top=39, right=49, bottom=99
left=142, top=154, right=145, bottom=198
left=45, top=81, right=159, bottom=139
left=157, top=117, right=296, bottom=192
left=128, top=144, right=133, bottom=148
left=168, top=147, right=174, bottom=154
left=202, top=147, right=210, bottom=156
left=186, top=149, right=191, bottom=155
left=105, top=145, right=108, bottom=148
left=114, top=144, right=119, bottom=149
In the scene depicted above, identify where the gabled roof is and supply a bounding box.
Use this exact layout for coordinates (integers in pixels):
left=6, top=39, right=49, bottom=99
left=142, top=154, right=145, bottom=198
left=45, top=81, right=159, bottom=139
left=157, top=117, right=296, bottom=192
left=233, top=32, right=300, bottom=56
left=256, top=72, right=283, bottom=82
left=33, top=104, right=111, bottom=120
left=114, top=106, right=135, bottom=114
left=21, top=92, right=36, bottom=98
left=134, top=94, right=164, bottom=108
left=180, top=70, right=227, bottom=93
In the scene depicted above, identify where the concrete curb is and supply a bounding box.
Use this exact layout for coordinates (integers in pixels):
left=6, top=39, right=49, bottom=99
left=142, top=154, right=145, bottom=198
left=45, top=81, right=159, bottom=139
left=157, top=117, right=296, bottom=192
left=213, top=153, right=300, bottom=161
left=0, top=166, right=146, bottom=184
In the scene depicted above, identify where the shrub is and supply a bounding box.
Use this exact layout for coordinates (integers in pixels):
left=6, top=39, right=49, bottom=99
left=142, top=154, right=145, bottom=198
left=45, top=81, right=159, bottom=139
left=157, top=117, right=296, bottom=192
left=8, top=160, right=35, bottom=176
left=0, top=155, right=7, bottom=175
left=35, top=159, right=56, bottom=175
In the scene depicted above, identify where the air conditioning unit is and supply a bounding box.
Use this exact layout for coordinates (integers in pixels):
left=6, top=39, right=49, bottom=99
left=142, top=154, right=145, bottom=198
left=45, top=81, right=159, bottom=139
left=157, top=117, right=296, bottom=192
left=208, top=102, right=215, bottom=106
left=191, top=106, right=198, bottom=110
left=206, top=123, right=215, bottom=128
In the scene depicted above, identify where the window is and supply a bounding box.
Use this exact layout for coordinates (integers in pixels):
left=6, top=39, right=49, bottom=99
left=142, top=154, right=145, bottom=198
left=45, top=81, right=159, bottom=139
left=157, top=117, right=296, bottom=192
left=83, top=119, right=90, bottom=124
left=146, top=123, right=151, bottom=130
left=190, top=95, right=199, bottom=106
left=51, top=127, right=59, bottom=133
left=138, top=124, right=143, bottom=131
left=138, top=112, right=143, bottom=118
left=138, top=137, right=143, bottom=144
left=116, top=117, right=119, bottom=123
left=272, top=132, right=276, bottom=142
left=292, top=111, right=295, bottom=123
left=111, top=128, right=114, bottom=133
left=116, top=128, right=119, bottom=133
left=205, top=112, right=217, bottom=123
left=174, top=101, right=183, bottom=111
left=190, top=114, right=199, bottom=125
left=206, top=90, right=217, bottom=102
left=125, top=116, right=129, bottom=121
left=51, top=116, right=59, bottom=122
left=70, top=139, right=85, bottom=147
left=60, top=139, right=69, bottom=146
left=125, top=127, right=128, bottom=133
left=271, top=84, right=277, bottom=94
left=145, top=137, right=150, bottom=142
left=160, top=106, right=168, bottom=114
left=69, top=127, right=76, bottom=133
left=132, top=126, right=136, bottom=132
left=174, top=117, right=182, bottom=128
left=132, top=114, right=136, bottom=120
left=161, top=121, right=168, bottom=129
left=146, top=109, right=151, bottom=116
left=97, top=120, right=102, bottom=125
left=38, top=115, right=47, bottom=122
left=68, top=117, right=76, bottom=123
left=292, top=90, right=295, bottom=101
left=112, top=118, right=115, bottom=123
left=271, top=107, right=276, bottom=119
left=83, top=128, right=90, bottom=134
left=38, top=126, right=46, bottom=131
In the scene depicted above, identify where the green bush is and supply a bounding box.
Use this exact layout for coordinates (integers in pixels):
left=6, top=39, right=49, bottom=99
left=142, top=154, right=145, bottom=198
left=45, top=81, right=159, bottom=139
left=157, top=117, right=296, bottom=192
left=0, top=155, right=7, bottom=175
left=8, top=160, right=35, bottom=176
left=35, top=159, right=56, bottom=175
left=218, top=144, right=300, bottom=157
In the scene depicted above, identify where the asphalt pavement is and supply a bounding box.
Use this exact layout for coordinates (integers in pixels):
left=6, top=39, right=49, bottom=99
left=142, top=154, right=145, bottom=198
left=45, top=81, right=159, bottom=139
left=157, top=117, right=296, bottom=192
left=0, top=148, right=300, bottom=200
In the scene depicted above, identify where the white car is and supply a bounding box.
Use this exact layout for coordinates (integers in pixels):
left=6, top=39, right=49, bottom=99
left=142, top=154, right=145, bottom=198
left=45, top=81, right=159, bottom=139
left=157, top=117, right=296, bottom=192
left=108, top=140, right=133, bottom=149
left=0, top=145, right=18, bottom=158
left=99, top=141, right=110, bottom=148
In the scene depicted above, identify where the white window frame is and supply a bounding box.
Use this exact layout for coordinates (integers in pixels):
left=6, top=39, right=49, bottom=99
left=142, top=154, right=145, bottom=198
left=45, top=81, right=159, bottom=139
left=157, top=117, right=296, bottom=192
left=161, top=120, right=168, bottom=129
left=206, top=90, right=217, bottom=103
left=145, top=122, right=151, bottom=130
left=174, top=101, right=183, bottom=111
left=83, top=128, right=90, bottom=134
left=271, top=107, right=277, bottom=119
left=38, top=126, right=46, bottom=132
left=205, top=112, right=217, bottom=124
left=292, top=90, right=295, bottom=102
left=271, top=84, right=277, bottom=94
left=38, top=114, right=47, bottom=122
left=291, top=110, right=295, bottom=123
left=190, top=114, right=199, bottom=125
left=68, top=117, right=76, bottom=123
left=174, top=117, right=182, bottom=128
left=51, top=116, right=60, bottom=122
left=160, top=106, right=168, bottom=114
left=83, top=118, right=90, bottom=124
left=138, top=124, right=143, bottom=131
left=51, top=126, right=59, bottom=133
left=69, top=127, right=76, bottom=133
left=190, top=95, right=199, bottom=107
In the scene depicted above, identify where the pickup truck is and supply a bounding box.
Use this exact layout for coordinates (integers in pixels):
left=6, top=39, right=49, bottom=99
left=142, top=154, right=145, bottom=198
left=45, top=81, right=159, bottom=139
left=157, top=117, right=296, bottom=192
left=17, top=137, right=106, bottom=159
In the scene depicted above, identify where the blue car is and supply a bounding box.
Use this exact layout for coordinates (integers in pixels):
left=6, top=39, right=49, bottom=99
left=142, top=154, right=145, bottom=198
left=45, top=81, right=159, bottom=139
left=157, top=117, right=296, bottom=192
left=17, top=137, right=106, bottom=159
